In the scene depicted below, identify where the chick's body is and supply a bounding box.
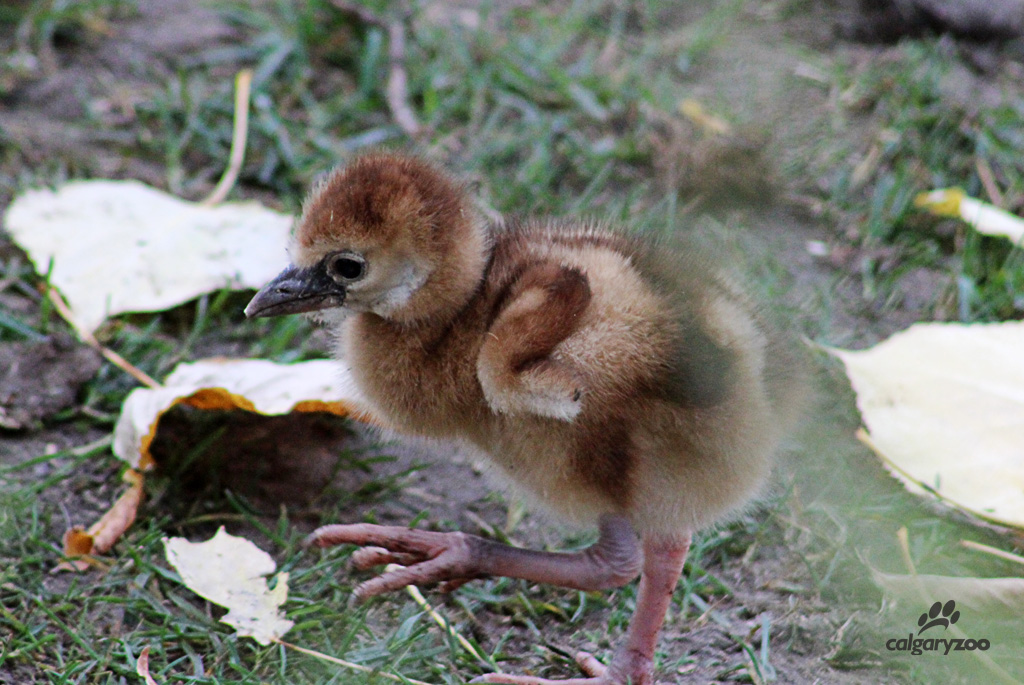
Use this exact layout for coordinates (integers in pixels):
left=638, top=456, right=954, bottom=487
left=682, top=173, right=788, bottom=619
left=342, top=218, right=797, bottom=538
left=247, top=153, right=806, bottom=685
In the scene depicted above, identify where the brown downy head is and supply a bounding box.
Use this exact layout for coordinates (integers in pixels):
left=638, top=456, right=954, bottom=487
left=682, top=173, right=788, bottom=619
left=246, top=153, right=488, bottom=325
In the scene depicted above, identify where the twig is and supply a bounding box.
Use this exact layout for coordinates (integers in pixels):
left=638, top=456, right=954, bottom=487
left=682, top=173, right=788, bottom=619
left=47, top=288, right=160, bottom=389
left=275, top=639, right=437, bottom=685
left=895, top=526, right=917, bottom=576
left=961, top=539, right=1024, bottom=567
left=975, top=157, right=1005, bottom=208
left=332, top=1, right=422, bottom=138
left=202, top=69, right=253, bottom=206
left=385, top=564, right=495, bottom=670
left=384, top=19, right=420, bottom=137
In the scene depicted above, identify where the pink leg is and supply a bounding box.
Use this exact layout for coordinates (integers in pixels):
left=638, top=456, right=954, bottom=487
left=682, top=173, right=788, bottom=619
left=473, top=534, right=692, bottom=684
left=307, top=514, right=642, bottom=601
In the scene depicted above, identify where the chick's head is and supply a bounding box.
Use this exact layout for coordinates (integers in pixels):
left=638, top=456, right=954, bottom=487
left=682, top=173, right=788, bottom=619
left=246, top=154, right=487, bottom=325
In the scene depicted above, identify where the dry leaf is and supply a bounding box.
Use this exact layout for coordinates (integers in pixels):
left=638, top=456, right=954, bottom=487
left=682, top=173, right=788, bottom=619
left=915, top=188, right=1024, bottom=243
left=164, top=527, right=293, bottom=645
left=831, top=322, right=1024, bottom=529
left=55, top=468, right=145, bottom=572
left=678, top=99, right=733, bottom=136
left=113, top=358, right=371, bottom=470
left=871, top=569, right=1024, bottom=621
left=136, top=646, right=159, bottom=685
left=3, top=180, right=292, bottom=332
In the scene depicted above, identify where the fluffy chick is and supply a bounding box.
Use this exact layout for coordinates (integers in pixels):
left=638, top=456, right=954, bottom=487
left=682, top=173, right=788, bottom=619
left=246, top=153, right=807, bottom=684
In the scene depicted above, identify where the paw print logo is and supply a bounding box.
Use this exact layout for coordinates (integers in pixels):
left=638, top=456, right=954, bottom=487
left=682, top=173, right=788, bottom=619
left=917, top=600, right=960, bottom=634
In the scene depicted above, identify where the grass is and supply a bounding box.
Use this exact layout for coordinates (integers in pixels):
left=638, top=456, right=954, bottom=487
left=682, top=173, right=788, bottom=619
left=818, top=40, right=1024, bottom=323
left=2, top=0, right=1024, bottom=683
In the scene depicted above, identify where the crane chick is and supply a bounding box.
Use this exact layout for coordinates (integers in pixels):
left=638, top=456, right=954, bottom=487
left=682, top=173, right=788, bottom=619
left=246, top=153, right=807, bottom=684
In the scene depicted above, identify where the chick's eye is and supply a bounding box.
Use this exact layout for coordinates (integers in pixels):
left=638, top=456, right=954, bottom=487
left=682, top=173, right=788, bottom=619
left=328, top=254, right=366, bottom=281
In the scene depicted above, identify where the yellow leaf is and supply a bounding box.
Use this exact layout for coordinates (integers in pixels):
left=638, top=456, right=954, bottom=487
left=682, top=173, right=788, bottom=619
left=915, top=188, right=1024, bottom=243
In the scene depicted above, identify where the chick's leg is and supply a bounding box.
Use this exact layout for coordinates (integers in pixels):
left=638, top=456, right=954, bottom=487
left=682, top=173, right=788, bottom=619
left=472, top=534, right=692, bottom=685
left=307, top=514, right=641, bottom=602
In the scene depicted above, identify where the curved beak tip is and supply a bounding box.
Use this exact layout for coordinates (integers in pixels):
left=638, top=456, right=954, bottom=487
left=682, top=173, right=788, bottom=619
left=245, top=263, right=345, bottom=319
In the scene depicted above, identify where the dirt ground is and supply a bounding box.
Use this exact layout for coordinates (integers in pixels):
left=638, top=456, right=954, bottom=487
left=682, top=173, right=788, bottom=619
left=2, top=1, right=1022, bottom=684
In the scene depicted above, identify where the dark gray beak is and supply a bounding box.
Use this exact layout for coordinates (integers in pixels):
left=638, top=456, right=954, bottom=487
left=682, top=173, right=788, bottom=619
left=245, top=264, right=346, bottom=318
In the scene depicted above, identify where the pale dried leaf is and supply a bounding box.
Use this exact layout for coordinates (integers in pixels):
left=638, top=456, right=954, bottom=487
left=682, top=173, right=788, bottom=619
left=871, top=569, right=1024, bottom=620
left=164, top=527, right=293, bottom=645
left=831, top=322, right=1024, bottom=529
left=113, top=358, right=371, bottom=470
left=3, top=180, right=292, bottom=332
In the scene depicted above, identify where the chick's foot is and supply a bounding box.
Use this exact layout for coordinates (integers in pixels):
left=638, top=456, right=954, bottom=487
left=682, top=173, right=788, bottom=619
left=306, top=514, right=643, bottom=602
left=306, top=524, right=485, bottom=601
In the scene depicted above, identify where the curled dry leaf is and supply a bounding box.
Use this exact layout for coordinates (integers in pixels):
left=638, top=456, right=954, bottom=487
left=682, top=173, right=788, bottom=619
left=3, top=180, right=291, bottom=332
left=830, top=322, right=1024, bottom=529
left=56, top=468, right=145, bottom=572
left=64, top=359, right=371, bottom=571
left=113, top=358, right=371, bottom=470
left=164, top=527, right=293, bottom=645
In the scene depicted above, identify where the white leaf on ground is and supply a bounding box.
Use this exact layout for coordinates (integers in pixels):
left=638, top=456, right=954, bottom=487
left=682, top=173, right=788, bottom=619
left=164, top=527, right=293, bottom=645
left=830, top=321, right=1024, bottom=529
left=113, top=358, right=372, bottom=470
left=3, top=180, right=292, bottom=332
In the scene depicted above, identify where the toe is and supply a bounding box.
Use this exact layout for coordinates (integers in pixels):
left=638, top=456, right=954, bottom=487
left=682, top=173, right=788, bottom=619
left=573, top=652, right=606, bottom=677
left=306, top=523, right=450, bottom=554
left=350, top=546, right=421, bottom=569
left=351, top=555, right=467, bottom=600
